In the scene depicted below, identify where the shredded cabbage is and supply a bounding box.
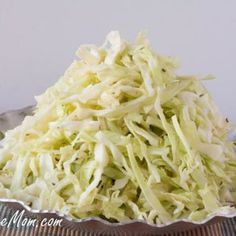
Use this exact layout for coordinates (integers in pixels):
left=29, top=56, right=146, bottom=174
left=0, top=31, right=235, bottom=224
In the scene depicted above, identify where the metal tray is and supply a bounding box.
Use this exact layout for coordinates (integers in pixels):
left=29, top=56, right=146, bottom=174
left=0, top=106, right=235, bottom=236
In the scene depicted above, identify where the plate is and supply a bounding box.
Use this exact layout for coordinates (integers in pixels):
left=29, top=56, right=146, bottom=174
left=0, top=106, right=235, bottom=235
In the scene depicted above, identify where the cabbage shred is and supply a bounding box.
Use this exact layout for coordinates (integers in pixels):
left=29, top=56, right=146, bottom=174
left=0, top=32, right=235, bottom=224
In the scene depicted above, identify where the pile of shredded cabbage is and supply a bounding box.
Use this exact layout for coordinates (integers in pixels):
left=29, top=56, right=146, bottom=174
left=0, top=32, right=236, bottom=224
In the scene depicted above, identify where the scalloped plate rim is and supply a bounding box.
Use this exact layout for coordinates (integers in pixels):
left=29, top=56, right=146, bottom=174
left=0, top=106, right=235, bottom=229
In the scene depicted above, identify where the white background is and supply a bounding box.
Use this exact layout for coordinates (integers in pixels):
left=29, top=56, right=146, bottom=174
left=0, top=0, right=236, bottom=122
